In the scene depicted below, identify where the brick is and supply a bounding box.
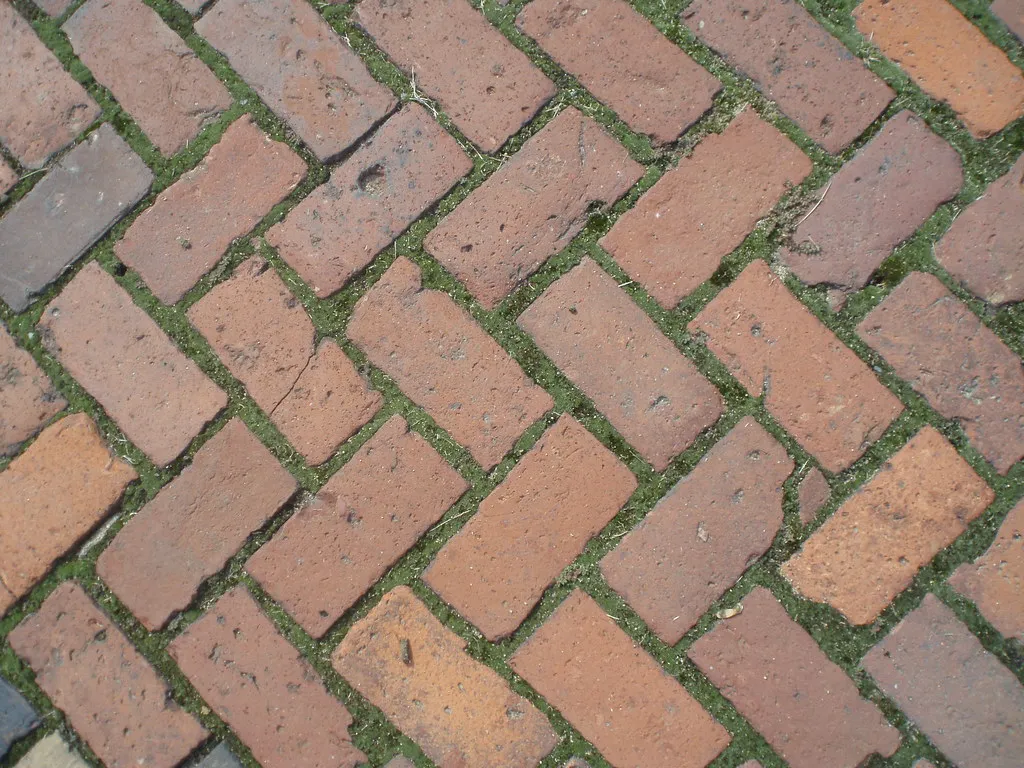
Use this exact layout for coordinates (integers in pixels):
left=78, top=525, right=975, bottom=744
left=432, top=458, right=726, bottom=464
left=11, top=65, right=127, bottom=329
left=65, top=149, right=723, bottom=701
left=9, top=583, right=207, bottom=768
left=0, top=125, right=152, bottom=312
left=248, top=415, right=468, bottom=637
left=383, top=758, right=414, bottom=768
left=0, top=158, right=15, bottom=197
left=934, top=154, right=1024, bottom=304
left=517, top=0, right=720, bottom=144
left=196, top=743, right=243, bottom=768
left=510, top=589, right=729, bottom=767
left=855, top=0, right=1024, bottom=138
left=562, top=760, right=591, bottom=768
left=520, top=257, right=724, bottom=471
left=689, top=260, right=902, bottom=472
left=783, top=426, right=993, bottom=624
left=858, top=271, right=1024, bottom=473
left=682, top=0, right=893, bottom=152
left=797, top=466, right=830, bottom=526
left=0, top=414, right=136, bottom=612
left=992, top=0, right=1024, bottom=40
left=912, top=762, right=937, bottom=768
left=355, top=0, right=555, bottom=153
left=0, top=3, right=100, bottom=168
left=177, top=0, right=208, bottom=14
left=600, top=109, right=811, bottom=308
left=688, top=587, right=900, bottom=768
left=15, top=733, right=87, bottom=768
left=601, top=416, right=792, bottom=644
left=117, top=117, right=305, bottom=304
left=64, top=0, right=230, bottom=156
left=425, top=107, right=643, bottom=308
left=425, top=414, right=636, bottom=640
left=39, top=263, right=226, bottom=466
left=168, top=586, right=366, bottom=768
left=0, top=323, right=65, bottom=456
left=98, top=418, right=295, bottom=630
left=863, top=594, right=1024, bottom=768
left=268, top=104, right=471, bottom=299
left=781, top=112, right=962, bottom=291
left=34, top=0, right=75, bottom=17
left=348, top=257, right=552, bottom=469
left=0, top=677, right=36, bottom=756
left=195, top=0, right=396, bottom=162
left=737, top=763, right=762, bottom=768
left=334, top=586, right=557, bottom=767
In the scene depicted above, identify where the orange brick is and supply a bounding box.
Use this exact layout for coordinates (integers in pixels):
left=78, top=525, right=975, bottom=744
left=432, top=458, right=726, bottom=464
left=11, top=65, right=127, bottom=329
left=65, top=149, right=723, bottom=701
left=0, top=323, right=65, bottom=456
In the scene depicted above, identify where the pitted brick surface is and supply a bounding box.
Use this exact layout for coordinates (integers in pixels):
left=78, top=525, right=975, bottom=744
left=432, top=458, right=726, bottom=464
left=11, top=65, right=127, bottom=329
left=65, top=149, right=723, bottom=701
left=0, top=323, right=65, bottom=456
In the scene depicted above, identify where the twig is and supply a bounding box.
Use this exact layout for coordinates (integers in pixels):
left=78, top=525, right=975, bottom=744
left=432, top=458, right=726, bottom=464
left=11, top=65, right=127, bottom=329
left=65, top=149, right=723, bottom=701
left=796, top=179, right=832, bottom=226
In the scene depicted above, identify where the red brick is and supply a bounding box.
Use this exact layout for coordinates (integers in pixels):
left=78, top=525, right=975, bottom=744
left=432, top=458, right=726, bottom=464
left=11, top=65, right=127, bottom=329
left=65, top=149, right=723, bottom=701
left=517, top=0, right=720, bottom=144
left=117, top=117, right=305, bottom=304
left=34, top=0, right=75, bottom=17
left=195, top=0, right=396, bottom=162
left=425, top=414, right=636, bottom=640
left=0, top=2, right=101, bottom=168
left=689, top=260, right=902, bottom=472
left=781, top=112, right=962, bottom=292
left=247, top=415, right=468, bottom=637
left=992, top=0, right=1024, bottom=40
left=268, top=104, right=471, bottom=299
left=601, top=416, right=792, bottom=644
left=935, top=154, right=1024, bottom=304
left=333, top=586, right=557, bottom=767
left=797, top=466, right=830, bottom=526
left=855, top=0, right=1024, bottom=138
left=354, top=0, right=555, bottom=153
left=9, top=582, right=207, bottom=768
left=520, top=257, right=724, bottom=471
left=783, top=426, right=994, bottom=624
left=510, top=589, right=729, bottom=767
left=688, top=587, right=900, bottom=768
left=348, top=257, right=552, bottom=469
left=682, top=0, right=893, bottom=152
left=64, top=0, right=230, bottom=156
left=426, top=107, right=643, bottom=308
left=601, top=109, right=811, bottom=308
left=858, top=271, right=1024, bottom=473
left=862, top=594, right=1024, bottom=768
left=0, top=323, right=65, bottom=456
left=97, top=418, right=296, bottom=630
left=0, top=158, right=15, bottom=197
left=169, top=586, right=366, bottom=768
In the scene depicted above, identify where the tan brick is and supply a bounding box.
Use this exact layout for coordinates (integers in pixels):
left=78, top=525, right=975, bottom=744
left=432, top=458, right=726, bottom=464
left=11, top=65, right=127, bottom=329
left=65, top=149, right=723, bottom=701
left=15, top=733, right=88, bottom=768
left=0, top=323, right=65, bottom=456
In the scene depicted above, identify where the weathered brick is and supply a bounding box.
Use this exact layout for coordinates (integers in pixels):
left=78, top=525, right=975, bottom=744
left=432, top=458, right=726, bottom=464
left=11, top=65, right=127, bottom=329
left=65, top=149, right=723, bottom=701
left=196, top=743, right=243, bottom=768
left=248, top=415, right=468, bottom=637
left=169, top=586, right=366, bottom=768
left=195, top=0, right=396, bottom=162
left=0, top=677, right=36, bottom=756
left=9, top=583, right=207, bottom=768
left=0, top=3, right=100, bottom=168
left=348, top=257, right=552, bottom=469
left=0, top=159, right=15, bottom=197
left=14, top=733, right=87, bottom=768
left=797, top=466, right=830, bottom=526
left=602, top=416, right=792, bottom=644
left=517, top=0, right=720, bottom=144
left=858, top=271, right=1024, bottom=473
left=0, top=125, right=152, bottom=312
left=520, top=257, right=724, bottom=471
left=98, top=418, right=296, bottom=630
left=682, top=0, right=893, bottom=152
left=912, top=762, right=938, bottom=768
left=426, top=107, right=643, bottom=308
left=688, top=587, right=900, bottom=768
left=268, top=104, right=471, bottom=299
left=382, top=758, right=414, bottom=768
left=34, top=0, right=75, bottom=18
left=562, top=760, right=592, bottom=768
left=117, top=117, right=305, bottom=304
left=689, top=260, right=902, bottom=472
left=992, top=0, right=1024, bottom=40
left=600, top=109, right=811, bottom=308
left=333, top=586, right=557, bottom=767
left=177, top=0, right=208, bottom=15
left=863, top=593, right=1024, bottom=768
left=64, top=0, right=230, bottom=156
left=425, top=414, right=636, bottom=640
left=510, top=589, right=729, bottom=767
left=0, top=324, right=65, bottom=456
left=0, top=414, right=136, bottom=614
left=39, top=263, right=226, bottom=466
left=781, top=112, right=962, bottom=292
left=783, top=426, right=993, bottom=624
left=737, top=763, right=762, bottom=768
left=855, top=0, right=1024, bottom=138
left=354, top=0, right=555, bottom=152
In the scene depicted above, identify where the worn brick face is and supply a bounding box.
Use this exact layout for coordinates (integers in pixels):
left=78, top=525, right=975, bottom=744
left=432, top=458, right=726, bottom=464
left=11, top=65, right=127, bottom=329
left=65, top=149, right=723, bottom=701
left=797, top=467, right=830, bottom=526
left=0, top=159, right=16, bottom=197
left=15, top=733, right=89, bottom=768
left=992, top=0, right=1024, bottom=40
left=0, top=324, right=65, bottom=456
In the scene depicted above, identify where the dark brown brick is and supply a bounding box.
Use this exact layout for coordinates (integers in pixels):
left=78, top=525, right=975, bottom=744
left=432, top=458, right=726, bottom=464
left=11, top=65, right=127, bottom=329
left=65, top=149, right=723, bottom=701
left=600, top=108, right=811, bottom=308
left=602, top=416, right=791, bottom=644
left=0, top=323, right=65, bottom=456
left=354, top=0, right=555, bottom=153
left=426, top=107, right=643, bottom=308
left=797, top=466, right=830, bottom=526
left=268, top=104, right=471, bottom=299
left=688, top=587, right=900, bottom=768
left=992, top=0, right=1024, bottom=41
left=689, top=260, right=902, bottom=472
left=520, top=257, right=723, bottom=471
left=333, top=586, right=557, bottom=767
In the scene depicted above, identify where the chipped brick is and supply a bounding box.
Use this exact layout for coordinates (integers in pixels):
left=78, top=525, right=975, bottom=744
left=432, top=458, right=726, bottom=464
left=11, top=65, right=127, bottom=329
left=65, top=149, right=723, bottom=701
left=0, top=159, right=15, bottom=197
left=797, top=466, right=830, bottom=526
left=14, top=733, right=87, bottom=768
left=0, top=323, right=65, bottom=456
left=195, top=743, right=243, bottom=768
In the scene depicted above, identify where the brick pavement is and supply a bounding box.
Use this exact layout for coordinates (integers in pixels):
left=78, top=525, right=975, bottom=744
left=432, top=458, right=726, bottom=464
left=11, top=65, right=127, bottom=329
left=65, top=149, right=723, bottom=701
left=0, top=0, right=1023, bottom=766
